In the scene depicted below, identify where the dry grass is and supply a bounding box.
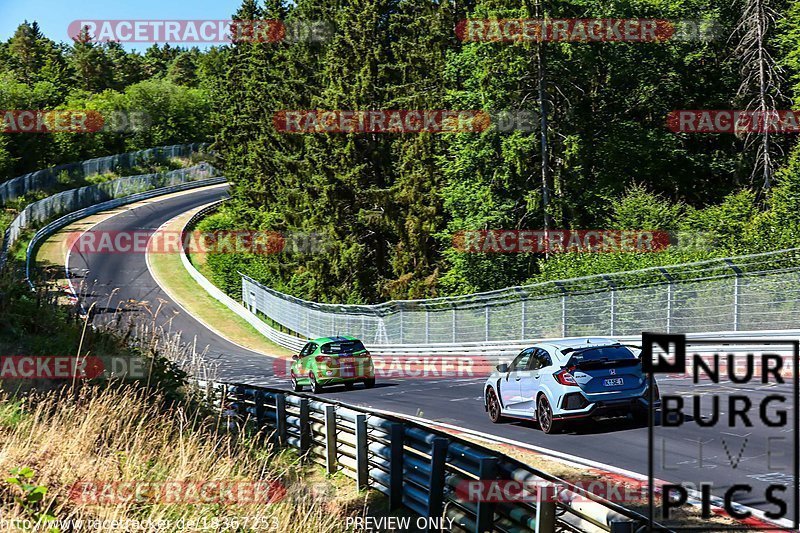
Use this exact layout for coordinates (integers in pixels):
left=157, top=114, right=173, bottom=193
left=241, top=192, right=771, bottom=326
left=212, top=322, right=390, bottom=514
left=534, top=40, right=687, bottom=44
left=0, top=384, right=383, bottom=532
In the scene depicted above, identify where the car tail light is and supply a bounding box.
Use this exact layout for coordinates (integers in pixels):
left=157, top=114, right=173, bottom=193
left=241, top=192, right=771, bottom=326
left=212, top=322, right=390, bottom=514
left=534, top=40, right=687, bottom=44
left=315, top=356, right=334, bottom=364
left=554, top=368, right=579, bottom=386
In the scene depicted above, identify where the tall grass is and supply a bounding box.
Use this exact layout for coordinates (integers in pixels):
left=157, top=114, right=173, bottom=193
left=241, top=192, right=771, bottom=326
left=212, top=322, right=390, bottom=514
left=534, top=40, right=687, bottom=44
left=0, top=384, right=375, bottom=532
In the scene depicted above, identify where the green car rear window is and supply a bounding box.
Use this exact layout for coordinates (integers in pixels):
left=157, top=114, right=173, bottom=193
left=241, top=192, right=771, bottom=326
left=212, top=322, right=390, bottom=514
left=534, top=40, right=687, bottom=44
left=321, top=340, right=366, bottom=354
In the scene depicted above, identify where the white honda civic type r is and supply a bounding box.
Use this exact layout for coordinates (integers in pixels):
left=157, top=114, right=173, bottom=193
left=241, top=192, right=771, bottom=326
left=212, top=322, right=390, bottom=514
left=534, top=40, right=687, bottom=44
left=483, top=338, right=660, bottom=434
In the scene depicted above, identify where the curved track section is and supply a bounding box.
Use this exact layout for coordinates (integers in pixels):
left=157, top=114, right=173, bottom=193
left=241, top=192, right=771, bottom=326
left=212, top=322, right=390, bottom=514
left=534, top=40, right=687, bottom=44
left=66, top=186, right=792, bottom=519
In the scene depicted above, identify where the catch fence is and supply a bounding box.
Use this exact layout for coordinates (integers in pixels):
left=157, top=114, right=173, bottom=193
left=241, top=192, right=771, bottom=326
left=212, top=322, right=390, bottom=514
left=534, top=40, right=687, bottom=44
left=241, top=249, right=800, bottom=345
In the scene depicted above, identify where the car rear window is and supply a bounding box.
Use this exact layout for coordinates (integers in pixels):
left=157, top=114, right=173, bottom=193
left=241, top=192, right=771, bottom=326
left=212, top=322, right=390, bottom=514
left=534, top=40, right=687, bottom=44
left=567, top=345, right=637, bottom=367
left=321, top=340, right=366, bottom=355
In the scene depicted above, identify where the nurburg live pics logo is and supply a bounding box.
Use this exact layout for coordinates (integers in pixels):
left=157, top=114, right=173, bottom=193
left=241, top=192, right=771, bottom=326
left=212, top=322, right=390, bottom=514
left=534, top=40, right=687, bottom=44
left=642, top=332, right=799, bottom=531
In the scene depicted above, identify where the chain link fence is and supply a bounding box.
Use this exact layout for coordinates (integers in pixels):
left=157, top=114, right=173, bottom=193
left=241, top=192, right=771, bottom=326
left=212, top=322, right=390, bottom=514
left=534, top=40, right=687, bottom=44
left=0, top=143, right=209, bottom=204
left=241, top=248, right=800, bottom=344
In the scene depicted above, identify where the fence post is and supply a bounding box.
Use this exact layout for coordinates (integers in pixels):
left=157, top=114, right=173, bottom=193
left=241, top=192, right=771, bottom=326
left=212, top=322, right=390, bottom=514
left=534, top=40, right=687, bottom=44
left=399, top=308, right=404, bottom=344
left=485, top=306, right=490, bottom=341
left=535, top=483, right=556, bottom=533
left=725, top=259, right=742, bottom=331
left=555, top=282, right=567, bottom=337
left=603, top=275, right=616, bottom=336
left=659, top=268, right=674, bottom=333
left=389, top=422, right=404, bottom=509
left=324, top=405, right=337, bottom=475
left=425, top=308, right=430, bottom=343
left=355, top=414, right=369, bottom=490
left=275, top=393, right=287, bottom=446
left=427, top=438, right=449, bottom=521
left=299, top=398, right=311, bottom=454
left=452, top=306, right=457, bottom=342
left=475, top=457, right=498, bottom=533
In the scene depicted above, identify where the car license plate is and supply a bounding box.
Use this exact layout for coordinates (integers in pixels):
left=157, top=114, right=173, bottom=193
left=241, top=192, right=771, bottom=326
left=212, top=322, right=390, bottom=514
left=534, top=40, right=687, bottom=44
left=604, top=378, right=624, bottom=386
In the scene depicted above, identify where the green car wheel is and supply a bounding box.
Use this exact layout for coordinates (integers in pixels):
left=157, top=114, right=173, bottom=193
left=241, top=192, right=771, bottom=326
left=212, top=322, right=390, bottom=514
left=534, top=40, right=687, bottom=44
left=309, top=373, right=323, bottom=394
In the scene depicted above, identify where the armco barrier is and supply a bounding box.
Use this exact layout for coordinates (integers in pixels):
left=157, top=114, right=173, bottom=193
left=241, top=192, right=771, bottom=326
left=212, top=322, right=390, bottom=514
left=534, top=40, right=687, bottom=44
left=24, top=177, right=227, bottom=288
left=201, top=379, right=660, bottom=533
left=1, top=164, right=219, bottom=269
left=0, top=143, right=209, bottom=204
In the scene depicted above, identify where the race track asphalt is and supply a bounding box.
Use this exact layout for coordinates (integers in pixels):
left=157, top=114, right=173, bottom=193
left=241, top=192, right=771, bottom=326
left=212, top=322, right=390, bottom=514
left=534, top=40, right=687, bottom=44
left=64, top=186, right=798, bottom=523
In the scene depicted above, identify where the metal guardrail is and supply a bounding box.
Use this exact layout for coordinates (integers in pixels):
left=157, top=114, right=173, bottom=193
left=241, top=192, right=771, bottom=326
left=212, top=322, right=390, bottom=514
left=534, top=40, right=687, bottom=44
left=180, top=201, right=307, bottom=352
left=0, top=164, right=221, bottom=270
left=0, top=143, right=209, bottom=204
left=23, top=177, right=227, bottom=288
left=201, top=379, right=657, bottom=533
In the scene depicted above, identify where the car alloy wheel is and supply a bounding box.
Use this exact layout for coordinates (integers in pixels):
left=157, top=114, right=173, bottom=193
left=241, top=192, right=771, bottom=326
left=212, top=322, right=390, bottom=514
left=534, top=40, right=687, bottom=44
left=291, top=372, right=302, bottom=392
left=487, top=388, right=503, bottom=423
left=310, top=373, right=323, bottom=394
left=538, top=396, right=560, bottom=434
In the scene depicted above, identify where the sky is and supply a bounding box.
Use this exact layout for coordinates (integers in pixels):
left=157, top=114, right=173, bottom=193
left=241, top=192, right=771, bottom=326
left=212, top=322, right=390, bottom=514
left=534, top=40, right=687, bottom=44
left=0, top=0, right=244, bottom=50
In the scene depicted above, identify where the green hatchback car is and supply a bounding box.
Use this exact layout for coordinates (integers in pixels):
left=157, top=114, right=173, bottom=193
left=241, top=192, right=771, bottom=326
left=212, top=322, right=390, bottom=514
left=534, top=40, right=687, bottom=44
left=290, top=336, right=376, bottom=393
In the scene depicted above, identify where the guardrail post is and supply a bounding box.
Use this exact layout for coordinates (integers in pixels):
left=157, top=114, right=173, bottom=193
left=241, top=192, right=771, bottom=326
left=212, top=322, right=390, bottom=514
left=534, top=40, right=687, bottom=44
left=609, top=521, right=635, bottom=533
left=275, top=393, right=287, bottom=446
left=254, top=390, right=266, bottom=428
left=324, top=405, right=337, bottom=475
left=389, top=422, right=404, bottom=509
left=427, top=438, right=449, bottom=522
left=355, top=414, right=369, bottom=490
left=535, top=483, right=556, bottom=533
left=299, top=398, right=311, bottom=455
left=475, top=457, right=498, bottom=533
